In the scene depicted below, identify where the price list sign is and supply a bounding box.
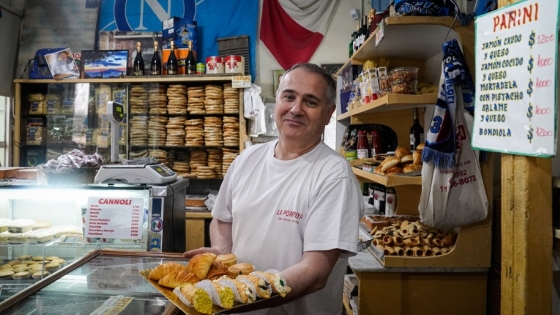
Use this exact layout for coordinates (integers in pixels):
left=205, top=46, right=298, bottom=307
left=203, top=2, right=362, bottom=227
left=85, top=197, right=144, bottom=240
left=472, top=0, right=559, bottom=157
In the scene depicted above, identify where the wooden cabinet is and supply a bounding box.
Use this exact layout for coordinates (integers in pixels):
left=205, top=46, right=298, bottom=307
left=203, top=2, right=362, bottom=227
left=337, top=16, right=492, bottom=314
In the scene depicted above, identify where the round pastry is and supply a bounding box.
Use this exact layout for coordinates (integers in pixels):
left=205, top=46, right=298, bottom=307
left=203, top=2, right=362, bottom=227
left=13, top=264, right=27, bottom=269
left=214, top=254, right=237, bottom=267
left=45, top=256, right=60, bottom=261
left=18, top=255, right=31, bottom=261
left=0, top=270, right=14, bottom=278
left=412, top=150, right=422, bottom=165
left=32, top=256, right=44, bottom=261
left=21, top=260, right=34, bottom=265
left=403, top=164, right=422, bottom=173
left=8, top=260, right=21, bottom=265
left=13, top=271, right=31, bottom=280
left=44, top=262, right=60, bottom=272
left=0, top=263, right=13, bottom=269
left=385, top=166, right=403, bottom=175
left=32, top=271, right=50, bottom=280
left=228, top=262, right=255, bottom=276
left=394, top=146, right=411, bottom=159
left=14, top=266, right=29, bottom=273
left=50, top=259, right=66, bottom=266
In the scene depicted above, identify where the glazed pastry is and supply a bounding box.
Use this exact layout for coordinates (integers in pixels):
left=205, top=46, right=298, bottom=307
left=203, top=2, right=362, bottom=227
left=214, top=275, right=256, bottom=304
left=214, top=254, right=237, bottom=267
left=195, top=279, right=235, bottom=309
left=173, top=284, right=213, bottom=315
left=158, top=270, right=200, bottom=289
left=253, top=270, right=291, bottom=298
left=187, top=253, right=217, bottom=280
left=237, top=274, right=271, bottom=299
left=148, top=262, right=188, bottom=281
left=228, top=262, right=255, bottom=276
left=206, top=261, right=232, bottom=280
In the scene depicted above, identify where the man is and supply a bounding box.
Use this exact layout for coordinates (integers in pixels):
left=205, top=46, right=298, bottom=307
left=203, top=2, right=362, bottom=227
left=184, top=63, right=363, bottom=314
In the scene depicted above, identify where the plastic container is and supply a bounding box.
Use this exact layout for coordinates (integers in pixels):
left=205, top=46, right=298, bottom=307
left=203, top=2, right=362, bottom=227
left=391, top=80, right=418, bottom=94
left=389, top=67, right=418, bottom=82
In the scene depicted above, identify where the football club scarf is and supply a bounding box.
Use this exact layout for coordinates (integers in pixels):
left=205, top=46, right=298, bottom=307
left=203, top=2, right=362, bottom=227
left=422, top=39, right=474, bottom=169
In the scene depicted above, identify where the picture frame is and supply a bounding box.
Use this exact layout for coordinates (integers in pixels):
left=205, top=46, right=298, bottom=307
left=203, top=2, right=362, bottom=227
left=81, top=50, right=128, bottom=79
left=273, top=70, right=286, bottom=94
left=44, top=48, right=80, bottom=80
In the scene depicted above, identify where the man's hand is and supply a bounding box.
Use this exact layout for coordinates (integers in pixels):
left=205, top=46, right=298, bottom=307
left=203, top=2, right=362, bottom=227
left=182, top=247, right=220, bottom=258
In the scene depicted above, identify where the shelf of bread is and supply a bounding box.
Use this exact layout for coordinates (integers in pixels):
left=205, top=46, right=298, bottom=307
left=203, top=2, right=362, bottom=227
left=337, top=93, right=436, bottom=121
left=351, top=166, right=421, bottom=187
left=14, top=75, right=240, bottom=85
left=351, top=16, right=470, bottom=63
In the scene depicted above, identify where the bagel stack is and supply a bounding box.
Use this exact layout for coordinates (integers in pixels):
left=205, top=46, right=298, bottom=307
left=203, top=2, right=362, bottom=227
left=203, top=116, right=223, bottom=146
left=222, top=116, right=239, bottom=147
left=187, top=86, right=206, bottom=114
left=223, top=83, right=239, bottom=114
left=148, top=84, right=167, bottom=114
left=129, top=85, right=149, bottom=114
left=185, top=118, right=205, bottom=147
left=204, top=84, right=224, bottom=114
left=167, top=84, right=188, bottom=115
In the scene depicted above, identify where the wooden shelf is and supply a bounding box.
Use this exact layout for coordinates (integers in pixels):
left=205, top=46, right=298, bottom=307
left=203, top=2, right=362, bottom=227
left=14, top=75, right=240, bottom=85
left=338, top=93, right=436, bottom=120
left=352, top=166, right=421, bottom=187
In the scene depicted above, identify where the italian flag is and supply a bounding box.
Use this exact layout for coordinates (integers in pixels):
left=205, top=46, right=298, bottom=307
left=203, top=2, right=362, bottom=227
left=260, top=0, right=339, bottom=70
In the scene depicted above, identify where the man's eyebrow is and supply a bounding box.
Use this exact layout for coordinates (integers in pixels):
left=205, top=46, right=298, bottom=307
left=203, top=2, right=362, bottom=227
left=281, top=89, right=321, bottom=102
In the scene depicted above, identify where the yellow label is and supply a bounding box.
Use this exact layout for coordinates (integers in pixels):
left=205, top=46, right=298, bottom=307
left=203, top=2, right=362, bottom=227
left=232, top=75, right=251, bottom=88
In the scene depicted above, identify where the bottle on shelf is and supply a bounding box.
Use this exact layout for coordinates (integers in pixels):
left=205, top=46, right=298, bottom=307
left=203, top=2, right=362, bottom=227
left=385, top=186, right=396, bottom=216
left=370, top=130, right=384, bottom=157
left=357, top=130, right=370, bottom=159
left=368, top=9, right=376, bottom=35
left=186, top=40, right=197, bottom=74
left=133, top=42, right=144, bottom=76
left=167, top=41, right=179, bottom=75
left=410, top=107, right=425, bottom=150
left=349, top=31, right=356, bottom=57
left=150, top=41, right=162, bottom=75
left=353, top=23, right=361, bottom=52
left=375, top=184, right=386, bottom=215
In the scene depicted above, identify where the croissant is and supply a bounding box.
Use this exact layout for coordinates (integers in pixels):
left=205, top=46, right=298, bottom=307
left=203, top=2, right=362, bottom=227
left=252, top=270, right=292, bottom=298
left=173, top=284, right=213, bottom=315
left=187, top=253, right=217, bottom=280
left=206, top=261, right=232, bottom=280
left=237, top=274, right=271, bottom=299
left=158, top=270, right=200, bottom=289
left=149, top=262, right=188, bottom=281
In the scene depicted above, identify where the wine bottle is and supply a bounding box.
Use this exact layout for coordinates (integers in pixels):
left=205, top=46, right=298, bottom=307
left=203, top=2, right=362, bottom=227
left=186, top=40, right=196, bottom=74
left=410, top=107, right=425, bottom=150
left=167, top=41, right=178, bottom=75
left=150, top=41, right=161, bottom=75
left=385, top=186, right=396, bottom=216
left=133, top=42, right=144, bottom=76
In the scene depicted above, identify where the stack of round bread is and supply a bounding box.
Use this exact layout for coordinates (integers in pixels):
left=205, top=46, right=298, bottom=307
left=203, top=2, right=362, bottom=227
left=148, top=149, right=169, bottom=165
left=129, top=85, right=149, bottom=114
left=223, top=83, right=239, bottom=114
left=187, top=86, right=206, bottom=114
left=148, top=116, right=168, bottom=147
left=190, top=150, right=208, bottom=175
left=167, top=84, right=188, bottom=115
left=172, top=151, right=192, bottom=177
left=207, top=149, right=223, bottom=178
left=147, top=253, right=291, bottom=315
left=204, top=85, right=224, bottom=114
left=222, top=117, right=239, bottom=147
left=203, top=117, right=223, bottom=146
left=222, top=148, right=239, bottom=175
left=165, top=117, right=186, bottom=147
left=129, top=116, right=149, bottom=147
left=185, top=118, right=205, bottom=147
left=374, top=145, right=424, bottom=175
left=148, top=84, right=167, bottom=114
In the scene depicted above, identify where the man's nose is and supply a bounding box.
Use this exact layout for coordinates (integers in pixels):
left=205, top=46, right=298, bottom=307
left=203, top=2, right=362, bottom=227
left=290, top=101, right=303, bottom=115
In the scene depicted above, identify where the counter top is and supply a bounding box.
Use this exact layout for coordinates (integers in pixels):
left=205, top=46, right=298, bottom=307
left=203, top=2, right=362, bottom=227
left=348, top=251, right=489, bottom=273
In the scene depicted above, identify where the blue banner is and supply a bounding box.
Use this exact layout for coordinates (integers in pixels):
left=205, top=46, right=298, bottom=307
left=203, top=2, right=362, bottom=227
left=99, top=0, right=258, bottom=78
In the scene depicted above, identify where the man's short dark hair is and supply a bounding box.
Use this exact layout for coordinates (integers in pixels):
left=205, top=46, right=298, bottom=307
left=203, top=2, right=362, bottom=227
left=277, top=63, right=337, bottom=108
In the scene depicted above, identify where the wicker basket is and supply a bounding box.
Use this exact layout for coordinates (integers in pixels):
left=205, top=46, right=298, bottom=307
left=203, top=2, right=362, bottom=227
left=39, top=167, right=99, bottom=185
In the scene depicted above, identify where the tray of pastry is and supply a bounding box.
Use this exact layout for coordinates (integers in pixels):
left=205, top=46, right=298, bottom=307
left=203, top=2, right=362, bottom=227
left=139, top=253, right=291, bottom=315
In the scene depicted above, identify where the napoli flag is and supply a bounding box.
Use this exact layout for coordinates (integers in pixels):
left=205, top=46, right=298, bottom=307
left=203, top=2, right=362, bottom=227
left=260, top=0, right=339, bottom=70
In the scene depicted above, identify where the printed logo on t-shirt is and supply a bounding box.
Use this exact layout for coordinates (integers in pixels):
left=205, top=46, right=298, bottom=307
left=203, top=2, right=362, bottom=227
left=276, top=209, right=303, bottom=224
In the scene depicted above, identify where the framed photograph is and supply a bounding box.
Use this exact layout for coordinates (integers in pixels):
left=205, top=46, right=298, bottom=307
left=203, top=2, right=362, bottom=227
left=320, top=63, right=344, bottom=80
left=81, top=50, right=128, bottom=79
left=273, top=70, right=286, bottom=94
left=44, top=48, right=80, bottom=80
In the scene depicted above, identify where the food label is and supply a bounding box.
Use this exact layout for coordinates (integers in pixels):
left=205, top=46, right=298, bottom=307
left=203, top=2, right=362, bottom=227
left=232, top=75, right=251, bottom=88
left=85, top=197, right=144, bottom=240
left=472, top=0, right=558, bottom=157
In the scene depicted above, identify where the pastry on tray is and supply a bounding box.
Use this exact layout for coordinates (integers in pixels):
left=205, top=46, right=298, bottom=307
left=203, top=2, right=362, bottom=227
left=187, top=253, right=216, bottom=279
left=149, top=262, right=188, bottom=281
left=173, top=284, right=213, bottom=315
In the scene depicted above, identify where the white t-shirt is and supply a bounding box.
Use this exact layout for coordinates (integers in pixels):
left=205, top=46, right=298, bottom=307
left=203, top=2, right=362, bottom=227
left=212, top=140, right=363, bottom=315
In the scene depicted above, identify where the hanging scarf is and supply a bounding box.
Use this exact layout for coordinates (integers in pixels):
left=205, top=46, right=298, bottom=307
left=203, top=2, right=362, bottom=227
left=422, top=39, right=474, bottom=169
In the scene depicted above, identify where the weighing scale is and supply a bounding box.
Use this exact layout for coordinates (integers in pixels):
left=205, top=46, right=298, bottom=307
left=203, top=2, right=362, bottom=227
left=94, top=102, right=177, bottom=184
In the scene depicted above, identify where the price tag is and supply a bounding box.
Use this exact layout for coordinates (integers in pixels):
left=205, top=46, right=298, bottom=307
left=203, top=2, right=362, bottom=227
left=232, top=75, right=251, bottom=88
left=375, top=20, right=385, bottom=47
left=85, top=196, right=144, bottom=240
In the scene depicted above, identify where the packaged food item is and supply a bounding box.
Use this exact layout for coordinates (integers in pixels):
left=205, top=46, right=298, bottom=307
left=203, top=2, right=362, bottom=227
left=27, top=229, right=56, bottom=243
left=0, top=219, right=12, bottom=233
left=28, top=93, right=46, bottom=114
left=26, top=118, right=45, bottom=145
left=7, top=219, right=36, bottom=233
left=46, top=94, right=62, bottom=114
left=391, top=80, right=418, bottom=94
left=389, top=67, right=418, bottom=82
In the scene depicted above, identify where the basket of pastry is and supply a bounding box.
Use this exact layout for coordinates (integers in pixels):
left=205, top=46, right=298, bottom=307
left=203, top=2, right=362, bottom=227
left=36, top=149, right=102, bottom=185
left=373, top=145, right=424, bottom=176
left=140, top=253, right=291, bottom=315
left=361, top=215, right=457, bottom=258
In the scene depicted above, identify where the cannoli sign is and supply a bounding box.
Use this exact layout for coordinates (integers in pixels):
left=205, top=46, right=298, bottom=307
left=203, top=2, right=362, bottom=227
left=472, top=0, right=559, bottom=157
left=85, top=196, right=144, bottom=240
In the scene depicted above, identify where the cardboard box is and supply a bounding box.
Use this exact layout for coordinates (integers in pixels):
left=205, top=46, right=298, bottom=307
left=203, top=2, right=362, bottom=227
left=162, top=48, right=197, bottom=75
left=162, top=17, right=198, bottom=51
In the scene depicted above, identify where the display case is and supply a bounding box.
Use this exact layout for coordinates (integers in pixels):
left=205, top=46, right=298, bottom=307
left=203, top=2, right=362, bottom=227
left=13, top=76, right=247, bottom=182
left=0, top=180, right=188, bottom=301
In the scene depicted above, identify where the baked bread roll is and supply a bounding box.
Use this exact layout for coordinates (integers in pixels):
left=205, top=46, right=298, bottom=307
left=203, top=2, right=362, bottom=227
left=214, top=254, right=237, bottom=267
left=228, top=262, right=255, bottom=276
left=394, top=146, right=411, bottom=159
left=385, top=166, right=402, bottom=175
left=403, top=163, right=422, bottom=173
left=416, top=143, right=425, bottom=151
left=412, top=150, right=422, bottom=165
left=381, top=157, right=400, bottom=172
left=149, top=262, right=188, bottom=281
left=214, top=275, right=256, bottom=304
left=252, top=270, right=292, bottom=298
left=237, top=274, right=271, bottom=299
left=400, top=154, right=413, bottom=163
left=187, top=253, right=217, bottom=280
left=158, top=270, right=200, bottom=289
left=206, top=261, right=232, bottom=280
left=173, top=284, right=213, bottom=315
left=195, top=279, right=235, bottom=309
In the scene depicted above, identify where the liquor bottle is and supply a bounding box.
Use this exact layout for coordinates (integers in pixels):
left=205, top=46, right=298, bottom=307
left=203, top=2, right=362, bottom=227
left=133, top=42, right=144, bottom=76
left=410, top=107, right=425, bottom=150
left=349, top=31, right=356, bottom=57
left=385, top=186, right=396, bottom=216
left=357, top=130, right=369, bottom=159
left=376, top=184, right=386, bottom=215
left=150, top=41, right=161, bottom=75
left=167, top=41, right=178, bottom=75
left=353, top=23, right=361, bottom=52
left=186, top=40, right=196, bottom=74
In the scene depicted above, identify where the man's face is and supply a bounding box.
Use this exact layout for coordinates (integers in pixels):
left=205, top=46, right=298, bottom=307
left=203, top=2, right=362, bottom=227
left=275, top=68, right=335, bottom=146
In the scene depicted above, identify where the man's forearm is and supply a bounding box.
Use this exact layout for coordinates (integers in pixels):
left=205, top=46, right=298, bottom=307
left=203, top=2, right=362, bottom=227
left=209, top=219, right=233, bottom=254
